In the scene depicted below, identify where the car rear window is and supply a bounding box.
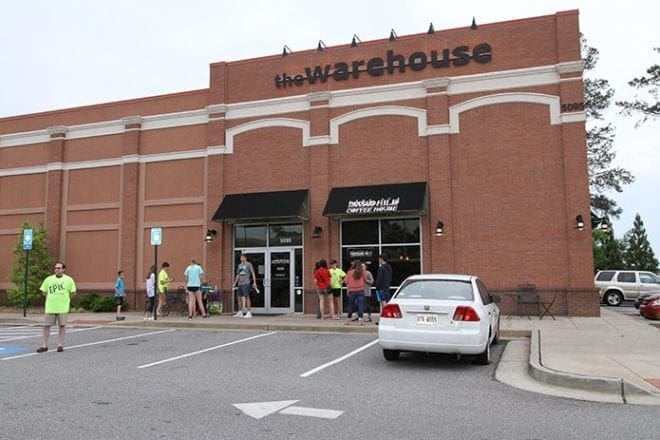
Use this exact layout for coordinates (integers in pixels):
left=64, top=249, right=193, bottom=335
left=617, top=272, right=636, bottom=283
left=395, top=280, right=474, bottom=301
left=596, top=271, right=615, bottom=281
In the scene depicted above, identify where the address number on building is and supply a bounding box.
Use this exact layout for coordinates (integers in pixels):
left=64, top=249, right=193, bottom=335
left=561, top=102, right=584, bottom=112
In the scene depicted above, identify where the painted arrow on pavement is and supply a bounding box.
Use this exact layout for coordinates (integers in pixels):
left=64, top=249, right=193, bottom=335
left=233, top=400, right=343, bottom=419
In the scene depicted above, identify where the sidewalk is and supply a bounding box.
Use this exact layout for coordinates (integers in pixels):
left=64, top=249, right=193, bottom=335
left=2, top=308, right=659, bottom=404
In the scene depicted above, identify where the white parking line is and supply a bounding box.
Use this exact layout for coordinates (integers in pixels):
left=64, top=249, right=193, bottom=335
left=1, top=329, right=175, bottom=360
left=299, top=339, right=379, bottom=378
left=0, top=326, right=100, bottom=343
left=137, top=332, right=277, bottom=369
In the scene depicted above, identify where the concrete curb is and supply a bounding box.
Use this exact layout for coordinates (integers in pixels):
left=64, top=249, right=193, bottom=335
left=527, top=329, right=652, bottom=399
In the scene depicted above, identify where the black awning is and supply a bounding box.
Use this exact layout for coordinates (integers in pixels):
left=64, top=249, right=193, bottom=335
left=212, top=189, right=309, bottom=223
left=323, top=182, right=427, bottom=217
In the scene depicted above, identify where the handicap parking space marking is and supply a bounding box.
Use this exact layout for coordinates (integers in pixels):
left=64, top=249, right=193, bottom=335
left=137, top=331, right=278, bottom=369
left=1, top=329, right=175, bottom=361
left=299, top=339, right=379, bottom=378
left=0, top=346, right=30, bottom=356
left=0, top=326, right=100, bottom=343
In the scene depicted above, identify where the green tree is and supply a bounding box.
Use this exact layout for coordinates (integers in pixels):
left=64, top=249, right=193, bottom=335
left=582, top=36, right=634, bottom=219
left=7, top=222, right=54, bottom=308
left=616, top=47, right=659, bottom=125
left=623, top=214, right=658, bottom=272
left=592, top=228, right=625, bottom=272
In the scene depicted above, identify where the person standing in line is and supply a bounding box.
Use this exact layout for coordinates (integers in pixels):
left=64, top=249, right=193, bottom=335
left=313, top=259, right=333, bottom=320
left=329, top=259, right=346, bottom=319
left=233, top=253, right=257, bottom=319
left=375, top=254, right=393, bottom=318
left=144, top=265, right=156, bottom=320
left=115, top=270, right=126, bottom=321
left=344, top=260, right=367, bottom=326
left=156, top=261, right=173, bottom=317
left=184, top=259, right=208, bottom=320
left=36, top=262, right=76, bottom=353
left=362, top=262, right=374, bottom=322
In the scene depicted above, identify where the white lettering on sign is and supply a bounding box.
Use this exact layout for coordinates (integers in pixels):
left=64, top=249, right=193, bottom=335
left=346, top=197, right=400, bottom=215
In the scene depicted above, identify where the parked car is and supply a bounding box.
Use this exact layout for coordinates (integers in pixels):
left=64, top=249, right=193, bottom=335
left=634, top=291, right=660, bottom=309
left=639, top=293, right=660, bottom=320
left=377, top=274, right=500, bottom=364
left=594, top=270, right=660, bottom=306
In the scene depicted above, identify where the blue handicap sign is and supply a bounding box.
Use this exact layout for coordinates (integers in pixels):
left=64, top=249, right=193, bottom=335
left=23, top=229, right=33, bottom=251
left=0, top=346, right=28, bottom=356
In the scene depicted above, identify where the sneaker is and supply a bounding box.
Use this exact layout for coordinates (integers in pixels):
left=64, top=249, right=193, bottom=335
left=147, top=317, right=154, bottom=320
left=234, top=311, right=244, bottom=318
left=243, top=311, right=252, bottom=319
left=366, top=317, right=372, bottom=322
left=36, top=347, right=48, bottom=353
left=57, top=346, right=64, bottom=353
left=116, top=316, right=125, bottom=321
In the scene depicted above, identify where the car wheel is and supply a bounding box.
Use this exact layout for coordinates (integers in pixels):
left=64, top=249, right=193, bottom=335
left=492, top=317, right=500, bottom=345
left=474, top=336, right=491, bottom=365
left=604, top=290, right=623, bottom=306
left=383, top=349, right=400, bottom=361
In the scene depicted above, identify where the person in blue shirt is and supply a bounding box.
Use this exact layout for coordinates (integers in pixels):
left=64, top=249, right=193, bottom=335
left=184, top=259, right=207, bottom=319
left=115, top=270, right=126, bottom=321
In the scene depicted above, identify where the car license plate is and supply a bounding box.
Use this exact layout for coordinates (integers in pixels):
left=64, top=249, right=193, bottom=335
left=416, top=313, right=437, bottom=326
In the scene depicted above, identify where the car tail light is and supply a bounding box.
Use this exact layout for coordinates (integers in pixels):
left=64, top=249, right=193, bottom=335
left=453, top=306, right=480, bottom=321
left=381, top=303, right=402, bottom=318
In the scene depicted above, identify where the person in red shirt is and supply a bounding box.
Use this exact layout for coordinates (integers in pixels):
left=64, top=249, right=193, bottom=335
left=313, top=259, right=334, bottom=320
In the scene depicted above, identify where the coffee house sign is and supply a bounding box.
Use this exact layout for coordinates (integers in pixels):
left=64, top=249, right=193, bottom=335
left=346, top=197, right=400, bottom=215
left=275, top=43, right=492, bottom=88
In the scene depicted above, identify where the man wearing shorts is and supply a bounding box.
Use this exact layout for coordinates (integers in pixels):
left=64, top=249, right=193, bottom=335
left=329, top=260, right=346, bottom=318
left=375, top=254, right=393, bottom=313
left=233, top=253, right=256, bottom=318
left=115, top=270, right=126, bottom=321
left=37, top=262, right=76, bottom=353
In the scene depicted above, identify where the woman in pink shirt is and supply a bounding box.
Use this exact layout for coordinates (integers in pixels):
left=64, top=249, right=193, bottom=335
left=343, top=260, right=367, bottom=326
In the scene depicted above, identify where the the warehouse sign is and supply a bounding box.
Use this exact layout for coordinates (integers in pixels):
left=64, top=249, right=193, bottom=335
left=274, top=43, right=492, bottom=88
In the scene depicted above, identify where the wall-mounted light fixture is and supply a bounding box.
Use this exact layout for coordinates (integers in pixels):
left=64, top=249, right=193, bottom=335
left=317, top=40, right=327, bottom=52
left=282, top=45, right=292, bottom=57
left=470, top=17, right=478, bottom=30
left=435, top=220, right=444, bottom=236
left=389, top=29, right=398, bottom=41
left=311, top=225, right=323, bottom=239
left=599, top=218, right=610, bottom=231
left=575, top=215, right=585, bottom=231
left=427, top=23, right=435, bottom=34
left=204, top=229, right=217, bottom=242
left=350, top=34, right=362, bottom=48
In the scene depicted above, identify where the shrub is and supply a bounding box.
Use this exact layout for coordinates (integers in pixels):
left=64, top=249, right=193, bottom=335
left=90, top=296, right=115, bottom=313
left=75, top=293, right=100, bottom=311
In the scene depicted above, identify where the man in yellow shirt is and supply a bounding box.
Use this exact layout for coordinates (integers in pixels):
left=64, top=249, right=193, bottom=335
left=37, top=262, right=76, bottom=353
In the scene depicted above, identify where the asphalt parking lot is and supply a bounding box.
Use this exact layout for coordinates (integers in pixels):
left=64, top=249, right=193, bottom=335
left=1, top=325, right=658, bottom=440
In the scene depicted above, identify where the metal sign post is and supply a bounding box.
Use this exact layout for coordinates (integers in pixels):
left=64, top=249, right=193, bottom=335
left=150, top=228, right=162, bottom=321
left=22, top=229, right=33, bottom=318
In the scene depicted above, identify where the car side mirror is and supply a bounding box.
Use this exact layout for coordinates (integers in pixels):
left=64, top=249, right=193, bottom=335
left=491, top=294, right=501, bottom=304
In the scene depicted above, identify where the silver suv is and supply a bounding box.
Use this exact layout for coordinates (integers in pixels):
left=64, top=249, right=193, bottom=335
left=594, top=270, right=660, bottom=306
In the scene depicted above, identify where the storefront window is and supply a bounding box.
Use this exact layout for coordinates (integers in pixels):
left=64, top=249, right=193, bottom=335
left=381, top=218, right=420, bottom=243
left=234, top=225, right=267, bottom=248
left=269, top=224, right=302, bottom=247
left=341, top=220, right=379, bottom=245
left=340, top=218, right=421, bottom=287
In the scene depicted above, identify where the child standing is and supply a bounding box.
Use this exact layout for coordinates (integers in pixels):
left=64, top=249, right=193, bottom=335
left=144, top=266, right=156, bottom=320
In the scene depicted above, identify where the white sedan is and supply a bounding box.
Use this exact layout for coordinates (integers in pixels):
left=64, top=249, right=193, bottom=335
left=377, top=274, right=500, bottom=364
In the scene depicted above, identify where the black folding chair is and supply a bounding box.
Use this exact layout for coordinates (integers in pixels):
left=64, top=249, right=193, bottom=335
left=516, top=284, right=540, bottom=320
left=539, top=291, right=557, bottom=320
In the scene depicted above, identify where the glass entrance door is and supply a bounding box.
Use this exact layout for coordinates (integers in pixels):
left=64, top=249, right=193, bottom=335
left=235, top=249, right=294, bottom=314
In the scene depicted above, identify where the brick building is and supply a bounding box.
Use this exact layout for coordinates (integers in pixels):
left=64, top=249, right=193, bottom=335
left=0, top=10, right=598, bottom=316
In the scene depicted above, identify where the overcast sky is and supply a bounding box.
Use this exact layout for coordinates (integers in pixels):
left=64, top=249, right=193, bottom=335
left=2, top=0, right=658, bottom=254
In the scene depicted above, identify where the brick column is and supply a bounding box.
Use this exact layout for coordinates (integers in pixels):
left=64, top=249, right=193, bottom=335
left=120, top=116, right=142, bottom=304
left=205, top=104, right=226, bottom=291
left=45, top=126, right=67, bottom=259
